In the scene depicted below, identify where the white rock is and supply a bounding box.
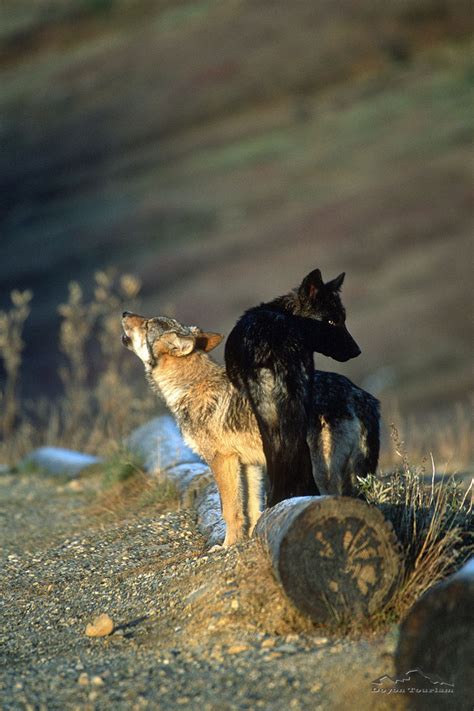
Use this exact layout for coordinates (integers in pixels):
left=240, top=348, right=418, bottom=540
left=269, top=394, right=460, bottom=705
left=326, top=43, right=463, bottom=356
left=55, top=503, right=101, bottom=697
left=21, top=448, right=102, bottom=477
left=127, top=415, right=201, bottom=474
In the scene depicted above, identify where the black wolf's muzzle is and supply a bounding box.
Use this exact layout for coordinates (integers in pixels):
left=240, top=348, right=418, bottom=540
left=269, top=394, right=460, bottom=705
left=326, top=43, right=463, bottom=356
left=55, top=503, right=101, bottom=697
left=303, top=320, right=361, bottom=362
left=332, top=325, right=361, bottom=361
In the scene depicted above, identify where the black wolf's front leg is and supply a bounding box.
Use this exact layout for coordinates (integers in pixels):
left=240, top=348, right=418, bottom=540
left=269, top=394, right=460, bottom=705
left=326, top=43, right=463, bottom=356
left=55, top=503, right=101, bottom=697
left=243, top=365, right=318, bottom=505
left=225, top=313, right=319, bottom=504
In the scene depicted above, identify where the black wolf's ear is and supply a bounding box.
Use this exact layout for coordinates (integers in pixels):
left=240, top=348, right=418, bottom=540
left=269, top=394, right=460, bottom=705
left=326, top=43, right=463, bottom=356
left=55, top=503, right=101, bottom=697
left=157, top=331, right=195, bottom=357
left=326, top=272, right=345, bottom=292
left=195, top=332, right=224, bottom=352
left=298, top=268, right=324, bottom=300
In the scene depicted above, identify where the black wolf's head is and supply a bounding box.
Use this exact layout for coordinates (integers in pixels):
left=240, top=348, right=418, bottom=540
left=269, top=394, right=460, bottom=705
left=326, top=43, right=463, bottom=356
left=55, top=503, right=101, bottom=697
left=295, top=269, right=363, bottom=361
left=296, top=269, right=346, bottom=325
left=121, top=312, right=223, bottom=368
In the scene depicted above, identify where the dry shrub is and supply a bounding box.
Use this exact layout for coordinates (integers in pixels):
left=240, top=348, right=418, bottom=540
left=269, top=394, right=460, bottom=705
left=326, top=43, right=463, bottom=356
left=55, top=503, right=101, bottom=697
left=0, top=290, right=33, bottom=441
left=359, top=425, right=473, bottom=622
left=56, top=270, right=155, bottom=452
left=0, top=271, right=156, bottom=464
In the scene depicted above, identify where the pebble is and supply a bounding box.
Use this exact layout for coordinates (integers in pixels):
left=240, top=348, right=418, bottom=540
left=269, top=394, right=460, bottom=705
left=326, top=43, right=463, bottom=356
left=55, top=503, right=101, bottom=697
left=276, top=644, right=298, bottom=654
left=313, top=637, right=328, bottom=646
left=85, top=613, right=115, bottom=637
left=227, top=644, right=250, bottom=654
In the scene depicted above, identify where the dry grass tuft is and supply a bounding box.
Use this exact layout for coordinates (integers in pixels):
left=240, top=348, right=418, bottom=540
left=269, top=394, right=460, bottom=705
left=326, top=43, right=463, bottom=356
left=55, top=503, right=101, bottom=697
left=0, top=271, right=156, bottom=465
left=90, top=449, right=180, bottom=520
left=359, top=424, right=473, bottom=623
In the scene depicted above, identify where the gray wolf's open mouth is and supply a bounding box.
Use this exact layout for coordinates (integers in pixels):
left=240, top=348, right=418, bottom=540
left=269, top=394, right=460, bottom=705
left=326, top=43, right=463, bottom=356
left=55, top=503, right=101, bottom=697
left=121, top=333, right=132, bottom=347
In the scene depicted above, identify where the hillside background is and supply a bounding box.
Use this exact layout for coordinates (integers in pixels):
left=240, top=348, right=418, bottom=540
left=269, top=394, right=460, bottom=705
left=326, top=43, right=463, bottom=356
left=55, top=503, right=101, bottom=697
left=0, top=0, right=473, bottom=447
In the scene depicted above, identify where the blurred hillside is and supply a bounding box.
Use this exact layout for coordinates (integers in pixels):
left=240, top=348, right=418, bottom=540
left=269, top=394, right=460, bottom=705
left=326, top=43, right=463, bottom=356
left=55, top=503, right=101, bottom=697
left=0, top=0, right=473, bottom=417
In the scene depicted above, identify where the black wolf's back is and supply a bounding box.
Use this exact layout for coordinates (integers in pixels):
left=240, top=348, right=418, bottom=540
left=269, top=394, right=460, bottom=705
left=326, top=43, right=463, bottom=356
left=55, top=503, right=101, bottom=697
left=312, top=370, right=380, bottom=479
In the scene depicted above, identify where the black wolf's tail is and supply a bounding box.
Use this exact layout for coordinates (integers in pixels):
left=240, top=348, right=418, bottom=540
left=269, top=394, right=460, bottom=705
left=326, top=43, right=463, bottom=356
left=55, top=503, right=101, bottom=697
left=361, top=395, right=381, bottom=478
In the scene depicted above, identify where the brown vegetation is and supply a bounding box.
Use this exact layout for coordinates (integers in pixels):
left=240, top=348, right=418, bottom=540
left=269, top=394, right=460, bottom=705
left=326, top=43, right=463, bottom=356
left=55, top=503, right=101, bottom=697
left=0, top=272, right=156, bottom=464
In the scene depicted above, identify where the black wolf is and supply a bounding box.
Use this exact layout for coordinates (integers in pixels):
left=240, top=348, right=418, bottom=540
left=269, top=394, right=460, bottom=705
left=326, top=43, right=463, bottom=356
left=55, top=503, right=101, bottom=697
left=225, top=269, right=367, bottom=505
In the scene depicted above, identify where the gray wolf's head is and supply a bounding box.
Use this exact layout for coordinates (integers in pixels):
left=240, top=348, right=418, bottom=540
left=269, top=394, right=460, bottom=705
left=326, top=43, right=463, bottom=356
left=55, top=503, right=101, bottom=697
left=121, top=312, right=223, bottom=367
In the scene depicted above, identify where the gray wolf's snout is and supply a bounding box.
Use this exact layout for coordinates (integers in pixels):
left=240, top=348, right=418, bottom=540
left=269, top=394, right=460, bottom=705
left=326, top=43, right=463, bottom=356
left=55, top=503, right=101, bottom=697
left=121, top=311, right=134, bottom=347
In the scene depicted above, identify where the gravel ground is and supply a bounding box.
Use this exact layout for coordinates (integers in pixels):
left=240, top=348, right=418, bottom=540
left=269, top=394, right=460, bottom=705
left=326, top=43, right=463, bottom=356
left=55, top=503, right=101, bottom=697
left=0, top=471, right=407, bottom=711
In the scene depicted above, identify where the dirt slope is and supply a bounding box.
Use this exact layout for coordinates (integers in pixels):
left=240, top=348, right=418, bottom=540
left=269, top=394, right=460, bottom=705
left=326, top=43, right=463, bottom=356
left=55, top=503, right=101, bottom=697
left=1, top=469, right=407, bottom=710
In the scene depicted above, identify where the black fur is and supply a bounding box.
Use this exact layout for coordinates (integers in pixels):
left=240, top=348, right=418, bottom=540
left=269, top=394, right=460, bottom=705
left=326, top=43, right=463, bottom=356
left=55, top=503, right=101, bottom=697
left=224, top=269, right=362, bottom=506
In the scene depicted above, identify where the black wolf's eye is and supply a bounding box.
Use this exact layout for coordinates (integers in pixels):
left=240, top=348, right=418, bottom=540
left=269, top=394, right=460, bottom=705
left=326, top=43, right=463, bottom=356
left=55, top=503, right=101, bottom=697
left=327, top=316, right=345, bottom=327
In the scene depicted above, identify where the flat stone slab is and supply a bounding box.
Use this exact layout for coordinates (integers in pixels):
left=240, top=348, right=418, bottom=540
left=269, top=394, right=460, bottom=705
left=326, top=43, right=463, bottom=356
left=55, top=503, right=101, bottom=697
left=21, top=447, right=103, bottom=478
left=127, top=415, right=202, bottom=475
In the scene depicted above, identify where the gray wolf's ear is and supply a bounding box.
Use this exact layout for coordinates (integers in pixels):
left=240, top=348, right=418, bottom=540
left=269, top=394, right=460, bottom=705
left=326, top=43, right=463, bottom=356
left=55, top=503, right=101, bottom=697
left=298, top=268, right=324, bottom=300
left=195, top=332, right=224, bottom=352
left=157, top=331, right=195, bottom=357
left=326, top=272, right=345, bottom=292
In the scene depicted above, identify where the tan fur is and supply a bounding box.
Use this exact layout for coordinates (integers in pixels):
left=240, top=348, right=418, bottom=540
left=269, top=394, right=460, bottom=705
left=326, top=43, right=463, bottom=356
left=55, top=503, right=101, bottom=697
left=122, top=314, right=265, bottom=546
left=211, top=454, right=244, bottom=547
left=154, top=354, right=263, bottom=463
